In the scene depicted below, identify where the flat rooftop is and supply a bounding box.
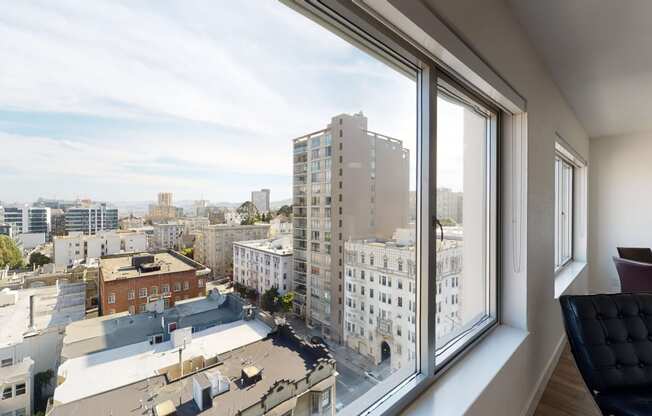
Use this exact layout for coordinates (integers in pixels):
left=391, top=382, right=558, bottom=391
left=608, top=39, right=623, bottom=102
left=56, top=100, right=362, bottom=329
left=54, top=319, right=272, bottom=405
left=100, top=251, right=201, bottom=281
left=234, top=237, right=292, bottom=256
left=62, top=293, right=245, bottom=360
left=0, top=282, right=85, bottom=348
left=50, top=325, right=333, bottom=416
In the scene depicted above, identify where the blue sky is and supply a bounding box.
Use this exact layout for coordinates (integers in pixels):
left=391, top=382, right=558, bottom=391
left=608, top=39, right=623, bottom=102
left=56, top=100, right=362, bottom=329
left=0, top=1, right=455, bottom=204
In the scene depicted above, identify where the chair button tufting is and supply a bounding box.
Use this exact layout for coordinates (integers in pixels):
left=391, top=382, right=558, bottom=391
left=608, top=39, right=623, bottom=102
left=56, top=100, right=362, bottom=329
left=640, top=363, right=646, bottom=368
left=616, top=364, right=623, bottom=369
left=627, top=337, right=633, bottom=342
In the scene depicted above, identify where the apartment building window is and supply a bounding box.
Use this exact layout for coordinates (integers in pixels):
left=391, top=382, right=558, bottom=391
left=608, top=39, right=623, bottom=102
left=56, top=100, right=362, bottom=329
left=139, top=287, right=147, bottom=298
left=127, top=289, right=135, bottom=300
left=183, top=281, right=190, bottom=291
left=107, top=293, right=116, bottom=304
left=0, top=358, right=12, bottom=368
left=555, top=154, right=574, bottom=270
left=162, top=284, right=170, bottom=294
left=15, top=383, right=25, bottom=396
left=151, top=286, right=159, bottom=296
left=2, top=387, right=11, bottom=400
left=173, top=282, right=181, bottom=292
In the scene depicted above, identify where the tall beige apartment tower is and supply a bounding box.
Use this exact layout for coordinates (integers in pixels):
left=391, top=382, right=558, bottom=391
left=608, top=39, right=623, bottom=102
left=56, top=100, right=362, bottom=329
left=158, top=192, right=173, bottom=207
left=292, top=112, right=409, bottom=343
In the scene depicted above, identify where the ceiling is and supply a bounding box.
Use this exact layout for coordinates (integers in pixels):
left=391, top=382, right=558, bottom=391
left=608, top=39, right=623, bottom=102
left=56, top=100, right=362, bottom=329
left=507, top=0, right=652, bottom=138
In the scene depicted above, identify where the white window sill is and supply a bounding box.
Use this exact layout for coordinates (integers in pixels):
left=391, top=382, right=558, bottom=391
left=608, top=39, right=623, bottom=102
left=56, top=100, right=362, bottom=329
left=398, top=325, right=528, bottom=416
left=554, top=261, right=587, bottom=299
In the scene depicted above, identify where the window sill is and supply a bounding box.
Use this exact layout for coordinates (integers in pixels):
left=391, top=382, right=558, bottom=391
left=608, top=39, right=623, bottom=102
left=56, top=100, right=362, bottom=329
left=554, top=261, right=587, bottom=299
left=368, top=325, right=528, bottom=416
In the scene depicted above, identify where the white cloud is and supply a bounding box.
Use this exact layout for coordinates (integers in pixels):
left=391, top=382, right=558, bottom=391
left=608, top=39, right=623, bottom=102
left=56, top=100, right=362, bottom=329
left=0, top=0, right=419, bottom=202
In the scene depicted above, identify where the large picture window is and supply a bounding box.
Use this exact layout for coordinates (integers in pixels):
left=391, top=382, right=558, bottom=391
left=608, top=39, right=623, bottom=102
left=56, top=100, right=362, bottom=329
left=1, top=0, right=503, bottom=414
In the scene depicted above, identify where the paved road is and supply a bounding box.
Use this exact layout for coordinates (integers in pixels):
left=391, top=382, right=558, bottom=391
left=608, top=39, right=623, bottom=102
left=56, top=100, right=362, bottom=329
left=335, top=359, right=377, bottom=411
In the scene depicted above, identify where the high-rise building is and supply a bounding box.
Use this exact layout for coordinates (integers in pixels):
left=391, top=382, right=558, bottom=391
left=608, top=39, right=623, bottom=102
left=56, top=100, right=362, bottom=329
left=158, top=192, right=173, bottom=207
left=292, top=112, right=409, bottom=342
left=0, top=205, right=51, bottom=236
left=50, top=209, right=66, bottom=237
left=65, top=204, right=118, bottom=235
left=437, top=187, right=464, bottom=224
left=152, top=222, right=184, bottom=250
left=251, top=189, right=271, bottom=213
left=53, top=230, right=148, bottom=268
left=149, top=192, right=181, bottom=221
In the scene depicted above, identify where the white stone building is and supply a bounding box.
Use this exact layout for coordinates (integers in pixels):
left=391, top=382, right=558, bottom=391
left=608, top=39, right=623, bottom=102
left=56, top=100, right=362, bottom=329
left=179, top=216, right=210, bottom=234
left=152, top=222, right=184, bottom=250
left=223, top=210, right=243, bottom=226
left=268, top=215, right=292, bottom=237
left=343, top=234, right=463, bottom=372
left=194, top=224, right=270, bottom=279
left=53, top=231, right=147, bottom=268
left=0, top=281, right=85, bottom=416
left=233, top=236, right=293, bottom=295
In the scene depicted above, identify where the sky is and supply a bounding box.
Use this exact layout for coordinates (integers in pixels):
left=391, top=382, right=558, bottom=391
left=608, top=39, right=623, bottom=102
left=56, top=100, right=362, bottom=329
left=0, top=1, right=464, bottom=204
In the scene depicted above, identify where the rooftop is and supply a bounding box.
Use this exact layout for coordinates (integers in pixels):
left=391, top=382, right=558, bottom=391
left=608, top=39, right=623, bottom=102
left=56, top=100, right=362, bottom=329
left=62, top=293, right=246, bottom=360
left=54, top=318, right=272, bottom=405
left=50, top=325, right=335, bottom=416
left=100, top=250, right=207, bottom=282
left=234, top=236, right=293, bottom=256
left=0, top=282, right=85, bottom=348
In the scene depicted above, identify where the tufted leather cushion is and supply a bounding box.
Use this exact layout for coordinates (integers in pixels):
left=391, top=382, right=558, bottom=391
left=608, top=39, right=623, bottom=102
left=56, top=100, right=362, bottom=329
left=561, top=293, right=652, bottom=416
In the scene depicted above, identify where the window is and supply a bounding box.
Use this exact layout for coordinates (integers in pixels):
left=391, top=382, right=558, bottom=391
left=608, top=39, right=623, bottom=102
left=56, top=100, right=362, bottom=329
left=3, top=0, right=506, bottom=413
left=0, top=358, right=12, bottom=368
left=15, top=383, right=25, bottom=396
left=2, top=387, right=11, bottom=399
left=555, top=154, right=574, bottom=270
left=107, top=293, right=116, bottom=304
left=435, top=79, right=499, bottom=368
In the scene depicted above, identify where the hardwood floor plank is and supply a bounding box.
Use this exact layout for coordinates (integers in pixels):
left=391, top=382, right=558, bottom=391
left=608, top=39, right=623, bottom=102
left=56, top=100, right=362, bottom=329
left=533, top=344, right=601, bottom=416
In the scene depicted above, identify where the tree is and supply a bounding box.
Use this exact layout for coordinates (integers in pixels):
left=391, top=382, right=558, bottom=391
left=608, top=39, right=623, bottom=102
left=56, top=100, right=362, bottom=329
left=276, top=205, right=292, bottom=218
left=261, top=287, right=281, bottom=313
left=29, top=252, right=51, bottom=268
left=279, top=292, right=295, bottom=314
left=238, top=201, right=259, bottom=225
left=0, top=235, right=23, bottom=269
left=180, top=247, right=194, bottom=260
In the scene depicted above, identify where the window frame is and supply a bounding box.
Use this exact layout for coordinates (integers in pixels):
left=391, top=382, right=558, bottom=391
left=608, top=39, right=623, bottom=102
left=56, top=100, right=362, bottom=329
left=279, top=0, right=504, bottom=414
left=554, top=153, right=574, bottom=272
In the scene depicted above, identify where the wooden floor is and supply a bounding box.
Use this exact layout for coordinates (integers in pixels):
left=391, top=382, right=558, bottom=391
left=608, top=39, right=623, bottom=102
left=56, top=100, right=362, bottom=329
left=533, top=345, right=601, bottom=416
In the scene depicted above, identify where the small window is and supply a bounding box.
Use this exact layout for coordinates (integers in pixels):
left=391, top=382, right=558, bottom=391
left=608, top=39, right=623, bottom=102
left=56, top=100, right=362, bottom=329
left=107, top=293, right=116, bottom=304
left=15, top=383, right=25, bottom=396
left=2, top=387, right=12, bottom=399
left=0, top=358, right=12, bottom=368
left=127, top=289, right=135, bottom=301
left=555, top=154, right=574, bottom=270
left=139, top=287, right=148, bottom=298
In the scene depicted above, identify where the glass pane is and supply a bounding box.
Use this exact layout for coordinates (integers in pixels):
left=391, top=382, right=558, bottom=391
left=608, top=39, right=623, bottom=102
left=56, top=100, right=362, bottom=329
left=2, top=1, right=418, bottom=414
left=435, top=86, right=493, bottom=363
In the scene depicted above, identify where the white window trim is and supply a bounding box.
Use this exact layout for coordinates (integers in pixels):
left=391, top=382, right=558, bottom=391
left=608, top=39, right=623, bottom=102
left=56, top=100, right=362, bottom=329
left=553, top=138, right=588, bottom=298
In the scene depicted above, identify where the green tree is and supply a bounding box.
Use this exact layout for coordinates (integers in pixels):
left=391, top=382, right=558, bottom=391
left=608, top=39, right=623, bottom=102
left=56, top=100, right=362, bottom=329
left=260, top=287, right=281, bottom=313
left=0, top=235, right=23, bottom=269
left=29, top=252, right=51, bottom=268
left=276, top=205, right=292, bottom=218
left=180, top=247, right=194, bottom=259
left=279, top=292, right=295, bottom=314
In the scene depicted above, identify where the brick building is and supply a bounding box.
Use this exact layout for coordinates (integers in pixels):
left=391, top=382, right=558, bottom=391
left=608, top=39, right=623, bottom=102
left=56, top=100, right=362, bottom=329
left=98, top=250, right=211, bottom=315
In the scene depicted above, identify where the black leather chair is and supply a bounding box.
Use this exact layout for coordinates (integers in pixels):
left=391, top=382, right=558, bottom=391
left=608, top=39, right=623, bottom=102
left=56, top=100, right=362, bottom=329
left=560, top=293, right=652, bottom=416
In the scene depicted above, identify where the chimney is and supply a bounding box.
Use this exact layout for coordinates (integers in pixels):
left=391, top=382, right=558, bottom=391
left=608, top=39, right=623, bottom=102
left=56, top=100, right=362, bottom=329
left=29, top=295, right=35, bottom=329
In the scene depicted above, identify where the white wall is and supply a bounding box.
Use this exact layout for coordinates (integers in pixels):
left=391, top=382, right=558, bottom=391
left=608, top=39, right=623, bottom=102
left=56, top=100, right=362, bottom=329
left=589, top=132, right=652, bottom=292
left=379, top=0, right=590, bottom=414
